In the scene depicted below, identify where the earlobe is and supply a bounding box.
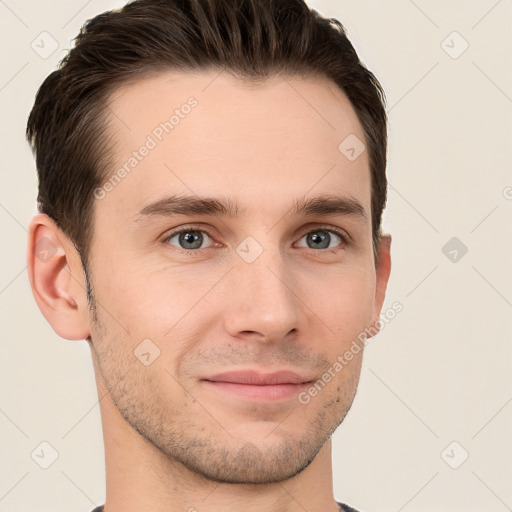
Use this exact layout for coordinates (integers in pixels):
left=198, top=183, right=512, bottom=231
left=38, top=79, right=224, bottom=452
left=368, top=234, right=392, bottom=337
left=27, top=214, right=91, bottom=340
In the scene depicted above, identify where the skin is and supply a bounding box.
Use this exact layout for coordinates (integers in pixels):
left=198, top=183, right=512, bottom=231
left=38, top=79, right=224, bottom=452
left=27, top=70, right=391, bottom=512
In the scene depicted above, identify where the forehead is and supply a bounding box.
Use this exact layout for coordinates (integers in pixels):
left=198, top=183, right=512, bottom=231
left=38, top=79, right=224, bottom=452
left=101, top=70, right=370, bottom=219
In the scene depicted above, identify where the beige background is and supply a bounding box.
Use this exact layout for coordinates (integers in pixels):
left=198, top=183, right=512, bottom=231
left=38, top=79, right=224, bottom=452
left=1, top=1, right=511, bottom=511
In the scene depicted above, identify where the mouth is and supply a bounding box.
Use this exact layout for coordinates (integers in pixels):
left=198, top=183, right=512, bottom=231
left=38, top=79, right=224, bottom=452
left=201, top=369, right=315, bottom=401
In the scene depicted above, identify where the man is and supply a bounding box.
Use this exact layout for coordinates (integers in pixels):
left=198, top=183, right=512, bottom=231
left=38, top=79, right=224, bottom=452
left=26, top=0, right=391, bottom=510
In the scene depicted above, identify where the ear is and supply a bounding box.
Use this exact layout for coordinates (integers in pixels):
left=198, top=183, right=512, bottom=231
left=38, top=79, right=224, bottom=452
left=369, top=234, right=392, bottom=336
left=26, top=214, right=91, bottom=340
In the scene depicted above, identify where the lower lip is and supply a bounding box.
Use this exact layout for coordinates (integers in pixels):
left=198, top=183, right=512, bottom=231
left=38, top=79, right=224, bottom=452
left=203, top=381, right=312, bottom=401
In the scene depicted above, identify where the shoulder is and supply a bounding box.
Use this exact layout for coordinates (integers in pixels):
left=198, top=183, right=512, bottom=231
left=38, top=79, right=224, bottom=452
left=92, top=503, right=358, bottom=512
left=337, top=502, right=363, bottom=512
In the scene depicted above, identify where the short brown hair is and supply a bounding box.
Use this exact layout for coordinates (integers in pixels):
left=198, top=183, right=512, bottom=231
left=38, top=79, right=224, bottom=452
left=26, top=0, right=387, bottom=270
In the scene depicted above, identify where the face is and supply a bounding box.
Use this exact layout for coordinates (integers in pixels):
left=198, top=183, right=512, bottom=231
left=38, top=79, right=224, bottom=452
left=86, top=70, right=386, bottom=483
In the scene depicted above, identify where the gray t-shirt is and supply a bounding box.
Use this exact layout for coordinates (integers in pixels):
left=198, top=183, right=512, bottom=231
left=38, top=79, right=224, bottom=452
left=90, top=502, right=361, bottom=511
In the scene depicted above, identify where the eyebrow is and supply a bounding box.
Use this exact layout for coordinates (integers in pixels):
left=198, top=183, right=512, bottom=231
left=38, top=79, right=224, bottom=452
left=134, top=193, right=368, bottom=224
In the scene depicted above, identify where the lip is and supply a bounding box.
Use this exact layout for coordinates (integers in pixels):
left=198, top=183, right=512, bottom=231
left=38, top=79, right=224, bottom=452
left=202, top=370, right=315, bottom=401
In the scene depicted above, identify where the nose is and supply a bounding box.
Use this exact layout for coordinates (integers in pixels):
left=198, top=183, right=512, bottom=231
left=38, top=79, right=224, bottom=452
left=222, top=245, right=304, bottom=344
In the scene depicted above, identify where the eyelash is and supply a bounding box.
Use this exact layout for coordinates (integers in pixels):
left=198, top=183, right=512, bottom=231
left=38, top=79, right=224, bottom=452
left=162, top=224, right=350, bottom=255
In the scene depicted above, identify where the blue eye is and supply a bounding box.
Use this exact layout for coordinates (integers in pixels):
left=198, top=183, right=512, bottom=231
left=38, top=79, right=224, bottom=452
left=164, top=229, right=214, bottom=250
left=162, top=225, right=349, bottom=253
left=296, top=229, right=347, bottom=250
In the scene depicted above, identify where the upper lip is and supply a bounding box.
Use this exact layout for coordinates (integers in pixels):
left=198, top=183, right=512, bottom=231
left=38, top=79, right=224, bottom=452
left=203, top=370, right=314, bottom=385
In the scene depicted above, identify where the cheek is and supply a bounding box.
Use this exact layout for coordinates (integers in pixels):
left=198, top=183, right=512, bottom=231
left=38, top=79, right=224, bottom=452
left=93, top=260, right=194, bottom=330
left=308, top=266, right=376, bottom=342
left=90, top=262, right=220, bottom=371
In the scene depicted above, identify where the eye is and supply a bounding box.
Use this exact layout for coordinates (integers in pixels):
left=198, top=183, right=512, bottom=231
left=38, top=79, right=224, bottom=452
left=164, top=228, right=214, bottom=251
left=162, top=225, right=349, bottom=254
left=295, top=228, right=348, bottom=250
